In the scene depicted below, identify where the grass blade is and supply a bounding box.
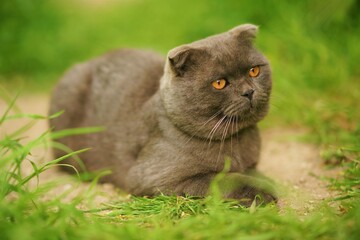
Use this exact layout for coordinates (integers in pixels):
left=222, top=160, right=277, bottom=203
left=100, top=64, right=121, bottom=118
left=0, top=91, right=20, bottom=125
left=50, top=127, right=105, bottom=140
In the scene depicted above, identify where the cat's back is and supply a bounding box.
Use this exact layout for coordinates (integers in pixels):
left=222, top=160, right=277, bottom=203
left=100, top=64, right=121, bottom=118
left=85, top=49, right=165, bottom=122
left=91, top=49, right=164, bottom=108
left=50, top=48, right=165, bottom=128
left=93, top=49, right=165, bottom=95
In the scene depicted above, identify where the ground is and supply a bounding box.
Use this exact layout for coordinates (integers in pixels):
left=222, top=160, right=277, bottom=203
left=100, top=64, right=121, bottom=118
left=0, top=94, right=340, bottom=212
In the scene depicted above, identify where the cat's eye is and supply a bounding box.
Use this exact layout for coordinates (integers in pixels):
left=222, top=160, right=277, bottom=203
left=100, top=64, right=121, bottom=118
left=249, top=66, right=260, bottom=77
left=212, top=79, right=227, bottom=90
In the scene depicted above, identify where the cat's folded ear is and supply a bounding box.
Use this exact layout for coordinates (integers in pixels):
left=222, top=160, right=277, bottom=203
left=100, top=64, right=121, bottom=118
left=229, top=24, right=259, bottom=42
left=167, top=46, right=203, bottom=77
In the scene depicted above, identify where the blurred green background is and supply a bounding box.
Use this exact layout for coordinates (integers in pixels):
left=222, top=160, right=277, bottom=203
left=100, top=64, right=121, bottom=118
left=1, top=0, right=359, bottom=129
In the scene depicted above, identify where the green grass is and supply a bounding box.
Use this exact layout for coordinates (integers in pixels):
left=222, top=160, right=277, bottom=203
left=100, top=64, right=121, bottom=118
left=1, top=0, right=360, bottom=239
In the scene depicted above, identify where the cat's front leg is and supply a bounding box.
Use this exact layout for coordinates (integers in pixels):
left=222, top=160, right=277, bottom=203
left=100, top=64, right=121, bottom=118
left=178, top=171, right=277, bottom=206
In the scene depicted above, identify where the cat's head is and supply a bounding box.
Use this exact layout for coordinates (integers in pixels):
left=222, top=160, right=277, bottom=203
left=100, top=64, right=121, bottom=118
left=160, top=24, right=272, bottom=140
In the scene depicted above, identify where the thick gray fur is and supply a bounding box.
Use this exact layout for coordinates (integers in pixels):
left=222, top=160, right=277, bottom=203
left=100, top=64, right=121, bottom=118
left=49, top=24, right=275, bottom=204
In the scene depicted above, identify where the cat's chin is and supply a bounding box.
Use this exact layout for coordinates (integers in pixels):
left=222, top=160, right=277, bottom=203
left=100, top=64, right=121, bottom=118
left=224, top=99, right=269, bottom=122
left=223, top=105, right=254, bottom=121
left=225, top=114, right=256, bottom=129
left=222, top=108, right=267, bottom=131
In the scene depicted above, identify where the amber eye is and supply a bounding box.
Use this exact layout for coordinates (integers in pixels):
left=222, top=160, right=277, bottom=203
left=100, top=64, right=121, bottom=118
left=249, top=66, right=260, bottom=77
left=212, top=79, right=227, bottom=90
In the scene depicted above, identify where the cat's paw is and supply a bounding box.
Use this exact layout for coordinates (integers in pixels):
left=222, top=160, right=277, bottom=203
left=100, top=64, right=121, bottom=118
left=228, top=185, right=277, bottom=207
left=217, top=172, right=277, bottom=207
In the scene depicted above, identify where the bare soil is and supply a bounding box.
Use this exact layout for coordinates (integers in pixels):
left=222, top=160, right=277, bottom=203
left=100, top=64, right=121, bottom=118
left=0, top=94, right=341, bottom=212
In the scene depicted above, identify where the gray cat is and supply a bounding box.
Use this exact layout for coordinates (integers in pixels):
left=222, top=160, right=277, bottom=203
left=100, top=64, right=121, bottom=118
left=49, top=24, right=276, bottom=205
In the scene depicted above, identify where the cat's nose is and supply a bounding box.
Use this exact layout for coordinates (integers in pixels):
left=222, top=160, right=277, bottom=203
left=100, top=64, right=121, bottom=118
left=241, top=89, right=255, bottom=101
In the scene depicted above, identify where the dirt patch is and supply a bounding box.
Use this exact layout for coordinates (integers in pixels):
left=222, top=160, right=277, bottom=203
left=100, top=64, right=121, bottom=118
left=258, top=128, right=340, bottom=212
left=1, top=94, right=340, bottom=211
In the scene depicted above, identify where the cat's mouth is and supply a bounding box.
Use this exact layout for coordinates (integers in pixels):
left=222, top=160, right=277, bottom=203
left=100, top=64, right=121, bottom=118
left=223, top=115, right=239, bottom=123
left=222, top=100, right=255, bottom=118
left=221, top=111, right=253, bottom=124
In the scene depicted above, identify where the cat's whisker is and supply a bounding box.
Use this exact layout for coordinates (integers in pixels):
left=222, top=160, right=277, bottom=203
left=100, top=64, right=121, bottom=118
left=223, top=117, right=232, bottom=142
left=224, top=104, right=239, bottom=116
left=200, top=110, right=223, bottom=125
left=209, top=116, right=226, bottom=141
left=185, top=110, right=223, bottom=144
left=206, top=115, right=226, bottom=150
left=220, top=118, right=229, bottom=146
left=236, top=115, right=240, bottom=141
left=230, top=116, right=234, bottom=156
left=215, top=116, right=232, bottom=166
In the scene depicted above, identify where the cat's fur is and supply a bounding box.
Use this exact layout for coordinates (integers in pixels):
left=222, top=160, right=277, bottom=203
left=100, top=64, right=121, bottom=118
left=49, top=24, right=275, bottom=204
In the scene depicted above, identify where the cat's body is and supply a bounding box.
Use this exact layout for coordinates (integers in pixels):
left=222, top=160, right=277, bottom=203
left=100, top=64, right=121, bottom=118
left=50, top=24, right=275, bottom=204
